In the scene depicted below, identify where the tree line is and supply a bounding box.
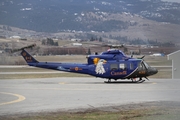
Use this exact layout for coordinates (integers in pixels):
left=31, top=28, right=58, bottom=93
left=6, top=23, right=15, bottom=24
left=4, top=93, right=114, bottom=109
left=42, top=38, right=59, bottom=46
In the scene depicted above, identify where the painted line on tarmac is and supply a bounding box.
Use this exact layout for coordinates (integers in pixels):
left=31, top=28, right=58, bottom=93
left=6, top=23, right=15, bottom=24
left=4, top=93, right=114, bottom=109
left=0, top=92, right=26, bottom=106
left=59, top=82, right=66, bottom=84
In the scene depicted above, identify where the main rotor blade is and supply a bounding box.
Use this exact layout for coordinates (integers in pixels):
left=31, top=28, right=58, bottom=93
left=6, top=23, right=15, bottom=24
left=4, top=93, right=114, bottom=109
left=82, top=42, right=124, bottom=48
left=137, top=55, right=145, bottom=59
left=141, top=55, right=145, bottom=59
left=11, top=44, right=36, bottom=53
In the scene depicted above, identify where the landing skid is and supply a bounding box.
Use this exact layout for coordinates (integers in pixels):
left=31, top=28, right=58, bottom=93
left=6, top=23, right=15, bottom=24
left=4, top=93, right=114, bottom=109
left=104, top=79, right=145, bottom=84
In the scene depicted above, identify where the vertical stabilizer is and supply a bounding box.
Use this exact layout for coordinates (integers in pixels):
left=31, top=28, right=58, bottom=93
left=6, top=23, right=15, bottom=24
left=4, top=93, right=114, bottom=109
left=21, top=49, right=38, bottom=63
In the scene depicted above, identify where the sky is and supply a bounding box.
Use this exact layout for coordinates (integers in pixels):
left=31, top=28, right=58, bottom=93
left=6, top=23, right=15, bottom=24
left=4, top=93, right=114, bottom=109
left=161, top=0, right=180, bottom=3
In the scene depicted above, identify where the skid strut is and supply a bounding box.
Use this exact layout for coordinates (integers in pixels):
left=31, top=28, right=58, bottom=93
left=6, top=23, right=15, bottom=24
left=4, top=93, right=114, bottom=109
left=104, top=79, right=145, bottom=83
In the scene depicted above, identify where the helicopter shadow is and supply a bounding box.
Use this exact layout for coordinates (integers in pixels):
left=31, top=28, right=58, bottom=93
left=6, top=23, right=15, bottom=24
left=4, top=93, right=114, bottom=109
left=103, top=80, right=146, bottom=84
left=67, top=80, right=147, bottom=85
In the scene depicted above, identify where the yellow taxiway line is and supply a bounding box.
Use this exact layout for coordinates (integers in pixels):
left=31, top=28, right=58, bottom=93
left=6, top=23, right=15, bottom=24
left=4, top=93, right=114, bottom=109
left=0, top=92, right=26, bottom=106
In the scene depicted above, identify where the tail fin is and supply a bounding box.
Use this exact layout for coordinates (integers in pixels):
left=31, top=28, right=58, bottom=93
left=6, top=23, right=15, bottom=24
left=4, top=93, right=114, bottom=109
left=21, top=49, right=38, bottom=63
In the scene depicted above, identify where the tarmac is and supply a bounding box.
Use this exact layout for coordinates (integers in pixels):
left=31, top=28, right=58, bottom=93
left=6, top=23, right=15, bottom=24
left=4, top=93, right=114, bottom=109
left=0, top=77, right=180, bottom=116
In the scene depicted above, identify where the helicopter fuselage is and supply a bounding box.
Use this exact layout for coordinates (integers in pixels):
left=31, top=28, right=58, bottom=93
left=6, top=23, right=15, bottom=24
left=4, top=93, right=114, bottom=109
left=18, top=46, right=158, bottom=82
left=26, top=55, right=157, bottom=80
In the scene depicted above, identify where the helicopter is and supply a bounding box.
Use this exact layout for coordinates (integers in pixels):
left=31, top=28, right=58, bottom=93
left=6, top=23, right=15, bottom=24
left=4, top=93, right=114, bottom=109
left=12, top=44, right=158, bottom=83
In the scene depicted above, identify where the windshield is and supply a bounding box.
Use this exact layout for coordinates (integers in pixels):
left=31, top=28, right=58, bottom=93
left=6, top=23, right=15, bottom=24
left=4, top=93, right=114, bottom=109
left=142, top=61, right=150, bottom=69
left=138, top=61, right=149, bottom=70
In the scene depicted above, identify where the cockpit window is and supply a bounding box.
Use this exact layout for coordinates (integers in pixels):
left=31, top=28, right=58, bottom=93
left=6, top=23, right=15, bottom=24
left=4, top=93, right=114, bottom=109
left=143, top=61, right=149, bottom=69
left=138, top=61, right=145, bottom=69
left=138, top=61, right=149, bottom=69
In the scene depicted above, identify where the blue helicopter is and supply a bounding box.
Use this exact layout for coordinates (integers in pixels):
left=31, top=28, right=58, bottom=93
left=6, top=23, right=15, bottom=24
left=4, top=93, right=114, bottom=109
left=12, top=44, right=158, bottom=83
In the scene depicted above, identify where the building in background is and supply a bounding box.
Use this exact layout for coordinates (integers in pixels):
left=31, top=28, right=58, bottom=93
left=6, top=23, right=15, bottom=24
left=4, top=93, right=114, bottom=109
left=167, top=50, right=180, bottom=79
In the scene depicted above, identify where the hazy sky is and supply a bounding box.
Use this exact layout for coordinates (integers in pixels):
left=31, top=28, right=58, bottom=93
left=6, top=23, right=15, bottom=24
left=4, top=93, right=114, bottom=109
left=161, top=0, right=180, bottom=3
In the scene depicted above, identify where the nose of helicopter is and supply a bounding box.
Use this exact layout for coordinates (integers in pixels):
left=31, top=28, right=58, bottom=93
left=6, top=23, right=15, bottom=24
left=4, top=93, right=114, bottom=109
left=148, top=67, right=158, bottom=75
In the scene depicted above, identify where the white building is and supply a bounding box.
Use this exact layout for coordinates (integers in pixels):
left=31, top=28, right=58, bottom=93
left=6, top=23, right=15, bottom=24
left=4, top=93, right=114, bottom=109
left=72, top=43, right=82, bottom=46
left=167, top=50, right=180, bottom=79
left=10, top=36, right=21, bottom=39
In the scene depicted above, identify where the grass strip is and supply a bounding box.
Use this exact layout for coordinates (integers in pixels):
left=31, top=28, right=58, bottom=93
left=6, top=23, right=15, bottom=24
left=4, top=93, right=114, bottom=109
left=1, top=107, right=180, bottom=120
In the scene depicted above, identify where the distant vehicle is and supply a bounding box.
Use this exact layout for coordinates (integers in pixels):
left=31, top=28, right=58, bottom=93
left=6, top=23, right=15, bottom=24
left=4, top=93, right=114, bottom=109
left=12, top=44, right=158, bottom=83
left=150, top=53, right=165, bottom=57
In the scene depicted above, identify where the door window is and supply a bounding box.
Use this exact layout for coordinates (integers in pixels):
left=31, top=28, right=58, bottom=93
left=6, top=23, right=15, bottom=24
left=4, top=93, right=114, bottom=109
left=119, top=63, right=127, bottom=70
left=130, top=63, right=134, bottom=70
left=110, top=64, right=118, bottom=71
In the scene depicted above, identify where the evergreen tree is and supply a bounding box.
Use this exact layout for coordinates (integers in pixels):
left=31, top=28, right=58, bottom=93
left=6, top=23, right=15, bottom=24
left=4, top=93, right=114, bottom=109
left=99, top=37, right=102, bottom=42
left=90, top=37, right=94, bottom=41
left=88, top=48, right=91, bottom=55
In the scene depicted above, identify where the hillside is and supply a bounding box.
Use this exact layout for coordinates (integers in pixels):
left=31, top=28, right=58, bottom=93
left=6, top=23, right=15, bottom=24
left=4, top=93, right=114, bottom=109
left=0, top=0, right=180, bottom=45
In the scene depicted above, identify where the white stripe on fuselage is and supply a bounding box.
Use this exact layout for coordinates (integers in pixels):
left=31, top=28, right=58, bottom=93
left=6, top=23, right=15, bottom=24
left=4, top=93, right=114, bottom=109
left=124, top=67, right=138, bottom=78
